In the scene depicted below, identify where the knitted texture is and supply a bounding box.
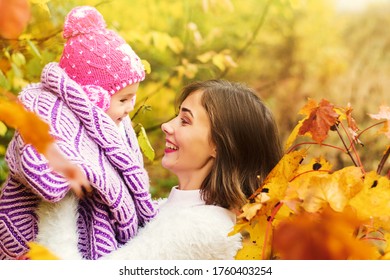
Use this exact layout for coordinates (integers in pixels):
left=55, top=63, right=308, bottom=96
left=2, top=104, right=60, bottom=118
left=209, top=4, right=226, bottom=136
left=59, top=6, right=145, bottom=110
left=0, top=62, right=158, bottom=260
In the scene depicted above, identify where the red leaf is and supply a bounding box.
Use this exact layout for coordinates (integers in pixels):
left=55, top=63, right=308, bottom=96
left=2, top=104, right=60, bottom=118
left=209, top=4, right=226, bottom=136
left=299, top=99, right=339, bottom=143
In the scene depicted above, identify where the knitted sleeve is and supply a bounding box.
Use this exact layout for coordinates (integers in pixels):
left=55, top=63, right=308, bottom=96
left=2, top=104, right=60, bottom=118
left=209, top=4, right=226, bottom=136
left=10, top=132, right=70, bottom=202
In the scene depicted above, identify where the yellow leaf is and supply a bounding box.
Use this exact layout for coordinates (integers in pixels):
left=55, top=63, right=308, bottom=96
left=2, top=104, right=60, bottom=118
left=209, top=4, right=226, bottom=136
left=238, top=193, right=270, bottom=220
left=0, top=121, right=7, bottom=136
left=256, top=150, right=306, bottom=201
left=284, top=117, right=306, bottom=152
left=291, top=166, right=363, bottom=213
left=295, top=156, right=333, bottom=174
left=25, top=242, right=60, bottom=260
left=11, top=52, right=26, bottom=67
left=30, top=0, right=51, bottom=15
left=234, top=217, right=270, bottom=260
left=349, top=171, right=390, bottom=220
left=136, top=125, right=155, bottom=162
left=273, top=203, right=294, bottom=225
left=141, top=59, right=151, bottom=74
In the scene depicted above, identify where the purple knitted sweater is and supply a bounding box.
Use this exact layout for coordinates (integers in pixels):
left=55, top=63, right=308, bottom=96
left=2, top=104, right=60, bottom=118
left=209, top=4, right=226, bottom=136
left=0, top=62, right=158, bottom=260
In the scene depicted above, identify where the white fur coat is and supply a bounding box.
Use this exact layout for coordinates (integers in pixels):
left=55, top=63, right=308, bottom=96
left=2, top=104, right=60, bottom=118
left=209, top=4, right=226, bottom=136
left=36, top=187, right=242, bottom=260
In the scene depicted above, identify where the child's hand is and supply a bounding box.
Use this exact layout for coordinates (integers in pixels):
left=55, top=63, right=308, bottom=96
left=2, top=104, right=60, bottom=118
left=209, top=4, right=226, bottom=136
left=45, top=143, right=92, bottom=199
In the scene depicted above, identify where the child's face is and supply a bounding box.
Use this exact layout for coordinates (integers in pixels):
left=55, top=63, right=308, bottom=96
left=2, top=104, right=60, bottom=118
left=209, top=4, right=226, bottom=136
left=106, top=83, right=139, bottom=126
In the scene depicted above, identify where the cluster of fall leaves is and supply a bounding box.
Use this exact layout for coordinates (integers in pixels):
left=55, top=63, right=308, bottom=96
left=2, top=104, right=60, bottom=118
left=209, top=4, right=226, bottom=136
left=232, top=99, right=390, bottom=260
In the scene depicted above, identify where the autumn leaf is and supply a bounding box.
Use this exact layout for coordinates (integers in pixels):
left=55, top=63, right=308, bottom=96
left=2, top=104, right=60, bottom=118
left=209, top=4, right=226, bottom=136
left=141, top=59, right=152, bottom=74
left=25, top=242, right=59, bottom=260
left=382, top=232, right=390, bottom=260
left=369, top=105, right=390, bottom=139
left=294, top=156, right=333, bottom=174
left=0, top=0, right=31, bottom=39
left=250, top=149, right=306, bottom=201
left=289, top=166, right=363, bottom=213
left=298, top=99, right=339, bottom=143
left=345, top=103, right=359, bottom=132
left=285, top=156, right=332, bottom=205
left=0, top=100, right=53, bottom=154
left=0, top=121, right=7, bottom=136
left=284, top=117, right=306, bottom=152
left=273, top=206, right=379, bottom=260
left=134, top=123, right=155, bottom=161
left=238, top=192, right=270, bottom=221
left=234, top=216, right=270, bottom=260
left=283, top=99, right=318, bottom=151
left=349, top=171, right=390, bottom=228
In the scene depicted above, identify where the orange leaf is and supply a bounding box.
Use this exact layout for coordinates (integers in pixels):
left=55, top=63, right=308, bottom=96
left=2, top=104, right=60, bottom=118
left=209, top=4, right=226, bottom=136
left=298, top=99, right=339, bottom=143
left=0, top=0, right=31, bottom=39
left=0, top=100, right=53, bottom=154
left=273, top=206, right=379, bottom=260
left=345, top=104, right=359, bottom=132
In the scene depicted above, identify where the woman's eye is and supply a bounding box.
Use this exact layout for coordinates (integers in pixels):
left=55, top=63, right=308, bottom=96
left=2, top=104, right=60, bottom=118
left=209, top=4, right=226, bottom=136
left=120, top=99, right=127, bottom=103
left=181, top=118, right=189, bottom=125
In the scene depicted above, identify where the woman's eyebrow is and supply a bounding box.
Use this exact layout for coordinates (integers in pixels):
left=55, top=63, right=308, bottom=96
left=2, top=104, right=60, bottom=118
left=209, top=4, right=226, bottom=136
left=180, top=106, right=194, bottom=118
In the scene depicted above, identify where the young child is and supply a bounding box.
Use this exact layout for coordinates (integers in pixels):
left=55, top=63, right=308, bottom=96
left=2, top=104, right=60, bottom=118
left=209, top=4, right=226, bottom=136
left=0, top=6, right=158, bottom=260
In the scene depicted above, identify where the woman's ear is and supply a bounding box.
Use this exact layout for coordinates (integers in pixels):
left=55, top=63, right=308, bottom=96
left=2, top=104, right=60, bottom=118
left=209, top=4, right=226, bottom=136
left=211, top=145, right=217, bottom=158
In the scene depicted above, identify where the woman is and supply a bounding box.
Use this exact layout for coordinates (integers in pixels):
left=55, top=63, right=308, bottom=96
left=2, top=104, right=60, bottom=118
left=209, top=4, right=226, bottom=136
left=34, top=79, right=283, bottom=259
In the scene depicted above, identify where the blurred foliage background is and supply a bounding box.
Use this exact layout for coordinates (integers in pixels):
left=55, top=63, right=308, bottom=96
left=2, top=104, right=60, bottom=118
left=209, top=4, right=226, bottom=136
left=1, top=0, right=389, bottom=198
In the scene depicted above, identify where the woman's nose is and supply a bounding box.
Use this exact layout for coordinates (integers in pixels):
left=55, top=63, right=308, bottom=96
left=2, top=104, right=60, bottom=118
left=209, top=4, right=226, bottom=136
left=161, top=121, right=173, bottom=134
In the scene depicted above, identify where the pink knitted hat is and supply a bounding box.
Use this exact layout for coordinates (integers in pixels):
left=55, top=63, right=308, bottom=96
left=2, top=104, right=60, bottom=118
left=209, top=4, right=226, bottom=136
left=59, top=6, right=145, bottom=111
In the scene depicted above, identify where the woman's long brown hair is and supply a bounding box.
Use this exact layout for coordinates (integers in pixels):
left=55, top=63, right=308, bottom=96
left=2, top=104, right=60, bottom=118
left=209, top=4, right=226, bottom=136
left=178, top=80, right=283, bottom=210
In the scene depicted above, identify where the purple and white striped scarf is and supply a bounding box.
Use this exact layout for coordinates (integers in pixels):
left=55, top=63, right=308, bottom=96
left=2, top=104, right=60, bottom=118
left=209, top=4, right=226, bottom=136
left=0, top=62, right=158, bottom=259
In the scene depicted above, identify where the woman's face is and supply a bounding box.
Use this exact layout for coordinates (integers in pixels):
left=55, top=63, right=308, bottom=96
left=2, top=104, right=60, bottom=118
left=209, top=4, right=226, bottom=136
left=161, top=90, right=216, bottom=183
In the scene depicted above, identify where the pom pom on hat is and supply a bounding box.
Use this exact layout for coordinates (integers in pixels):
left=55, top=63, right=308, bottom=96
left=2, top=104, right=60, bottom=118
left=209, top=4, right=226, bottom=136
left=62, top=6, right=106, bottom=38
left=59, top=6, right=145, bottom=109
